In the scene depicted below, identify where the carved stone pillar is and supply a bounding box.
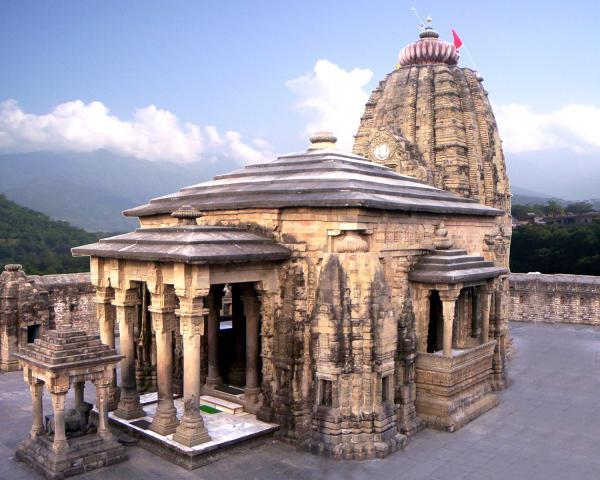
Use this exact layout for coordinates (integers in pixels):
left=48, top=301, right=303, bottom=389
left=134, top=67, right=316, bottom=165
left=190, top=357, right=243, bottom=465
left=480, top=284, right=492, bottom=343
left=173, top=291, right=211, bottom=446
left=113, top=288, right=145, bottom=420
left=29, top=380, right=44, bottom=439
left=149, top=288, right=179, bottom=436
left=50, top=390, right=68, bottom=452
left=440, top=289, right=460, bottom=357
left=94, top=379, right=112, bottom=439
left=73, top=381, right=84, bottom=409
left=95, top=287, right=119, bottom=410
left=205, top=285, right=223, bottom=387
left=241, top=284, right=260, bottom=407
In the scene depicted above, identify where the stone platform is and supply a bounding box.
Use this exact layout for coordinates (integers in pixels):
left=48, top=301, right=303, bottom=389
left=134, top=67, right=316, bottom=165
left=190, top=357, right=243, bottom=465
left=15, top=434, right=126, bottom=480
left=106, top=398, right=279, bottom=469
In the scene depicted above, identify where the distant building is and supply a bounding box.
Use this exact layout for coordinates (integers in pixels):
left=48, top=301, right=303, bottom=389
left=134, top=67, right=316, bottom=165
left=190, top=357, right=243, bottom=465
left=545, top=212, right=600, bottom=226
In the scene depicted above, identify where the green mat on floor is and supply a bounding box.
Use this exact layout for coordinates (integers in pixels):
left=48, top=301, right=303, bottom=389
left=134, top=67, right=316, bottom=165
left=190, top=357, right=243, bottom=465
left=200, top=404, right=221, bottom=414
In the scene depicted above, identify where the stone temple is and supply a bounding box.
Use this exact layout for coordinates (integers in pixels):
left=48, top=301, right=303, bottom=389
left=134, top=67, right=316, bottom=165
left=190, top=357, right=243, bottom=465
left=9, top=21, right=515, bottom=472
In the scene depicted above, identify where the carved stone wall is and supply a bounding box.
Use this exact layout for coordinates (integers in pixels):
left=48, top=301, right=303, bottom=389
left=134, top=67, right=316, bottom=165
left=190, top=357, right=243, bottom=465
left=509, top=273, right=600, bottom=325
left=0, top=265, right=96, bottom=372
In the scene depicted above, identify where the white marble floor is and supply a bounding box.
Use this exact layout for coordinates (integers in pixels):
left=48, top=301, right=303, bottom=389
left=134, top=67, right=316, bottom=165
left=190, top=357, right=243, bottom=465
left=107, top=398, right=278, bottom=453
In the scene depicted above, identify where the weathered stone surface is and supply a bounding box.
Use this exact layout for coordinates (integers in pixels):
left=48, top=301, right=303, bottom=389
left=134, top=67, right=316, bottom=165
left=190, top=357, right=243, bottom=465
left=509, top=273, right=600, bottom=325
left=0, top=265, right=96, bottom=372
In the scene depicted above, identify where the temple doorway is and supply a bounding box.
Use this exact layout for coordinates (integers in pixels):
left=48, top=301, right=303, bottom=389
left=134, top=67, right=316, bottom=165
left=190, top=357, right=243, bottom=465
left=207, top=283, right=262, bottom=399
left=427, top=290, right=444, bottom=353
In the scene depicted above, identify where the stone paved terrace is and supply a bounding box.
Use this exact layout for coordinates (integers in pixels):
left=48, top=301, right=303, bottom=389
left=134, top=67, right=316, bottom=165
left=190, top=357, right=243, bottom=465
left=2, top=322, right=600, bottom=480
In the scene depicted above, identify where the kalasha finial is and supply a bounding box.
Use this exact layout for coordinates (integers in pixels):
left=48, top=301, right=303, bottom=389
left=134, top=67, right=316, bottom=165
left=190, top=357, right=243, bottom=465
left=433, top=222, right=453, bottom=250
left=419, top=14, right=439, bottom=38
left=308, top=131, right=337, bottom=151
left=171, top=205, right=203, bottom=225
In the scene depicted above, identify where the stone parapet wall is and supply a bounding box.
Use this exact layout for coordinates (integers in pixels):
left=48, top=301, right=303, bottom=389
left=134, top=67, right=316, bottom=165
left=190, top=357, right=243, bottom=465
left=509, top=273, right=600, bottom=325
left=29, top=272, right=96, bottom=331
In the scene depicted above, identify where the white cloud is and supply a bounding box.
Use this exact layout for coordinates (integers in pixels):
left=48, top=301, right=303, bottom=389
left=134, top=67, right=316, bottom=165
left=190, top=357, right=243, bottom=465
left=286, top=59, right=373, bottom=150
left=494, top=103, right=600, bottom=154
left=0, top=99, right=270, bottom=164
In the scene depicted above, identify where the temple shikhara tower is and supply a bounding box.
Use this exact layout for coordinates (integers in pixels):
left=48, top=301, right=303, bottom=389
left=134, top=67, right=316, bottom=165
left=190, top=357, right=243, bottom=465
left=354, top=17, right=512, bottom=387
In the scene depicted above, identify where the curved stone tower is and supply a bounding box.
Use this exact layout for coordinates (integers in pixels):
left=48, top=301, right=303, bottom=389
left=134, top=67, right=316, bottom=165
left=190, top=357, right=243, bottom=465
left=353, top=19, right=511, bottom=240
left=353, top=20, right=512, bottom=389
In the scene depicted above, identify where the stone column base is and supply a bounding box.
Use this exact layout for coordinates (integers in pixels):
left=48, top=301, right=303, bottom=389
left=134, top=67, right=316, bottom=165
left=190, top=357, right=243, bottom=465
left=149, top=408, right=179, bottom=436
left=173, top=416, right=210, bottom=447
left=204, top=376, right=223, bottom=388
left=15, top=433, right=127, bottom=479
left=113, top=395, right=146, bottom=420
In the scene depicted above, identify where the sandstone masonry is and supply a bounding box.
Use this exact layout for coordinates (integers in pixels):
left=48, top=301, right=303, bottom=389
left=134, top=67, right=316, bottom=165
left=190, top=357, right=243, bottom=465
left=510, top=273, right=600, bottom=325
left=0, top=265, right=96, bottom=372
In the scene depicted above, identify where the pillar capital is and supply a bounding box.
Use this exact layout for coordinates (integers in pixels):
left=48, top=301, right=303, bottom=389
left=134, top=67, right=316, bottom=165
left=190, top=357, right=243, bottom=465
left=112, top=287, right=140, bottom=308
left=94, top=286, right=114, bottom=304
left=439, top=287, right=461, bottom=303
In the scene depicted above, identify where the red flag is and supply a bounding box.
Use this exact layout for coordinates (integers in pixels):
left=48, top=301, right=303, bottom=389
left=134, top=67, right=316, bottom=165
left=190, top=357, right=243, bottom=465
left=452, top=29, right=463, bottom=49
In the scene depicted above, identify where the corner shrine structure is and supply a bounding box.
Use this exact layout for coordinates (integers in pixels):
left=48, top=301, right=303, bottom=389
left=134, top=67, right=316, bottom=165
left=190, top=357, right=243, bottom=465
left=67, top=19, right=512, bottom=466
left=14, top=328, right=126, bottom=479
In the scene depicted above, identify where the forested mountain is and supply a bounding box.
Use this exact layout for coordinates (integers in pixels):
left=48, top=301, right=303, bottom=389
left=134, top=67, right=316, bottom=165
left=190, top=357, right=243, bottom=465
left=0, top=151, right=238, bottom=232
left=0, top=195, right=99, bottom=274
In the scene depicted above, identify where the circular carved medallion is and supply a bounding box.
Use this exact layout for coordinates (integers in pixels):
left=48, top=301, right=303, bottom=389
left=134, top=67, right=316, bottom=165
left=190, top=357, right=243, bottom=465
left=373, top=143, right=391, bottom=161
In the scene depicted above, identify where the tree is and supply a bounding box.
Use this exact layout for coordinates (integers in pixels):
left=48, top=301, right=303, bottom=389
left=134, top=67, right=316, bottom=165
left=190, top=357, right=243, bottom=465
left=510, top=221, right=600, bottom=275
left=542, top=200, right=565, bottom=218
left=565, top=201, right=594, bottom=215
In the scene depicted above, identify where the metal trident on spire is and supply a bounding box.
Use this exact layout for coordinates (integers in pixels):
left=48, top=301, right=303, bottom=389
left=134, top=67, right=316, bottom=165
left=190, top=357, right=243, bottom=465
left=410, top=7, right=424, bottom=30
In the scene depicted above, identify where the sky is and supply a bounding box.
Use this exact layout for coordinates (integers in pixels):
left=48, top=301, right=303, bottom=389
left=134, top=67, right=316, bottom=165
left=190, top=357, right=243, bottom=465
left=0, top=0, right=599, bottom=196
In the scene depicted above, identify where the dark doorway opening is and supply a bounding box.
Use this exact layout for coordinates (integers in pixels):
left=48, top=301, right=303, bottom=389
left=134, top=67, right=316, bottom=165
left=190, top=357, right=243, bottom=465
left=27, top=324, right=40, bottom=343
left=427, top=291, right=443, bottom=353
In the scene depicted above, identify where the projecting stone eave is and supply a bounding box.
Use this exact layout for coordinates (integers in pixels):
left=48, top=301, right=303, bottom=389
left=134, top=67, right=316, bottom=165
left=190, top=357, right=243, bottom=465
left=121, top=145, right=507, bottom=219
left=71, top=225, right=292, bottom=265
left=408, top=266, right=509, bottom=285
left=14, top=350, right=124, bottom=372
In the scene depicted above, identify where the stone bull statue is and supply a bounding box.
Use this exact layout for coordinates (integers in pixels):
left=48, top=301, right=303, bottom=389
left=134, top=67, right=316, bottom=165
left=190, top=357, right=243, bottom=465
left=45, top=401, right=96, bottom=438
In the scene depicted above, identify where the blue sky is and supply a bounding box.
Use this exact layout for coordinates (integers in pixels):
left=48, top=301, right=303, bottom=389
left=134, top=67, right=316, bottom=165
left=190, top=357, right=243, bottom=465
left=1, top=0, right=599, bottom=196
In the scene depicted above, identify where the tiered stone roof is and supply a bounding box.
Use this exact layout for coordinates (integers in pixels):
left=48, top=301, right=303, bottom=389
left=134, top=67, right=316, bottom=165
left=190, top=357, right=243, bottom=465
left=122, top=148, right=502, bottom=219
left=72, top=225, right=291, bottom=264
left=408, top=249, right=507, bottom=284
left=16, top=329, right=122, bottom=370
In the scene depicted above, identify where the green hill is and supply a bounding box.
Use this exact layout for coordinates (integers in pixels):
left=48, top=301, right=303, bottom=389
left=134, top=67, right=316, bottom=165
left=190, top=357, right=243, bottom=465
left=0, top=195, right=99, bottom=274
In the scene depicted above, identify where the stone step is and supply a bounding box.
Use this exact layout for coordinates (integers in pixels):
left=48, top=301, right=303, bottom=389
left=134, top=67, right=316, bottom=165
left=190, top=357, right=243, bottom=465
left=200, top=395, right=244, bottom=415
